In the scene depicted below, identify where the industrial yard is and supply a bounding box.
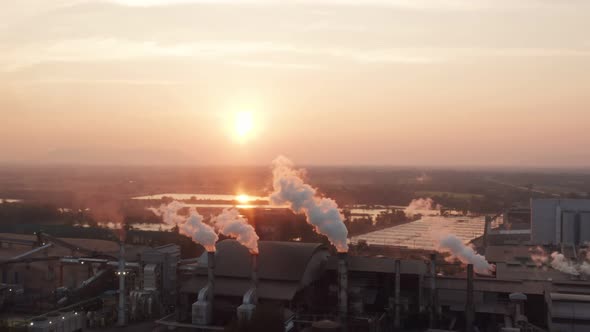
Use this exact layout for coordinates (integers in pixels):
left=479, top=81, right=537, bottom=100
left=2, top=193, right=590, bottom=332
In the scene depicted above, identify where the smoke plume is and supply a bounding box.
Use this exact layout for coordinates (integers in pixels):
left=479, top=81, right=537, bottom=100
left=181, top=207, right=219, bottom=252
left=270, top=156, right=349, bottom=252
left=530, top=246, right=549, bottom=267
left=149, top=201, right=186, bottom=225
left=550, top=252, right=580, bottom=276
left=435, top=233, right=494, bottom=274
left=529, top=248, right=590, bottom=276
left=404, top=198, right=441, bottom=217
left=150, top=201, right=218, bottom=252
left=212, top=208, right=259, bottom=254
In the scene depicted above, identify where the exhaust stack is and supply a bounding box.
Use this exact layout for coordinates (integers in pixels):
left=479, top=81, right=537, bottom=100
left=429, top=253, right=437, bottom=328
left=338, top=252, right=348, bottom=322
left=394, top=259, right=401, bottom=329
left=466, top=264, right=475, bottom=332
left=237, top=254, right=259, bottom=321
left=192, top=251, right=215, bottom=325
left=208, top=251, right=215, bottom=293
left=117, top=241, right=126, bottom=327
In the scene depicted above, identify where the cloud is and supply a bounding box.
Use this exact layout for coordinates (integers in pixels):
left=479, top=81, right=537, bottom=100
left=96, top=0, right=584, bottom=11
left=3, top=36, right=588, bottom=74
left=0, top=38, right=437, bottom=72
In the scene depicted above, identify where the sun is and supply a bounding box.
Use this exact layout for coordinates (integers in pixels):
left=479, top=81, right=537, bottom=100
left=234, top=111, right=254, bottom=142
left=236, top=194, right=250, bottom=203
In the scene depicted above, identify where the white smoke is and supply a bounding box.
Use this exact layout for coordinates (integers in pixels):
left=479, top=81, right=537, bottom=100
left=270, top=156, right=349, bottom=252
left=529, top=248, right=590, bottom=276
left=181, top=207, right=219, bottom=252
left=149, top=200, right=186, bottom=225
left=150, top=201, right=218, bottom=252
left=434, top=233, right=494, bottom=274
left=550, top=252, right=580, bottom=276
left=212, top=208, right=259, bottom=254
left=530, top=246, right=549, bottom=267
left=404, top=198, right=441, bottom=217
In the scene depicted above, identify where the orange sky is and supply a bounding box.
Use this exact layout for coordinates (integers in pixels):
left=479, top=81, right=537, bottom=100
left=1, top=1, right=589, bottom=167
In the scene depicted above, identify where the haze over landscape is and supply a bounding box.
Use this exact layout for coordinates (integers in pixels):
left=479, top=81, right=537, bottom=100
left=1, top=0, right=589, bottom=167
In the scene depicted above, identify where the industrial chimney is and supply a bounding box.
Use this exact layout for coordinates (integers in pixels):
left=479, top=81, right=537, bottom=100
left=429, top=253, right=437, bottom=329
left=237, top=253, right=259, bottom=321
left=208, top=251, right=215, bottom=295
left=337, top=253, right=348, bottom=322
left=193, top=251, right=215, bottom=325
left=465, top=264, right=474, bottom=332
left=117, top=241, right=126, bottom=327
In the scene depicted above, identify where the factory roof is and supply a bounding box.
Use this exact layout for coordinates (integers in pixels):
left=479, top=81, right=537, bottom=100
left=212, top=239, right=328, bottom=282
left=0, top=233, right=147, bottom=261
left=350, top=216, right=485, bottom=250
left=181, top=239, right=329, bottom=300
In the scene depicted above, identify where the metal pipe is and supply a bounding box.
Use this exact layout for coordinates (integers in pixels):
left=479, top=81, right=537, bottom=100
left=251, top=254, right=258, bottom=296
left=337, top=252, right=348, bottom=322
left=429, top=253, right=437, bottom=329
left=394, top=259, right=401, bottom=329
left=11, top=243, right=53, bottom=260
left=207, top=251, right=215, bottom=290
left=466, top=264, right=474, bottom=332
left=117, top=242, right=126, bottom=327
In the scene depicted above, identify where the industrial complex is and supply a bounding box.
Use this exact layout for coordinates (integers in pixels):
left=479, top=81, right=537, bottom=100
left=1, top=198, right=590, bottom=332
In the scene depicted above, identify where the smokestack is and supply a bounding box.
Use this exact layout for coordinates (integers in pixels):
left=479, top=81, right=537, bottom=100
left=192, top=251, right=216, bottom=325
left=237, top=253, right=259, bottom=321
left=466, top=264, right=474, bottom=332
left=337, top=253, right=348, bottom=322
left=483, top=215, right=492, bottom=247
left=394, top=259, right=401, bottom=329
left=251, top=254, right=258, bottom=292
left=207, top=251, right=215, bottom=295
left=117, top=241, right=126, bottom=327
left=429, top=253, right=437, bottom=329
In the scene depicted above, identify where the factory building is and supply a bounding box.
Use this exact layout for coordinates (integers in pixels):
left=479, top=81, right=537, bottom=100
left=5, top=198, right=590, bottom=331
left=531, top=199, right=590, bottom=246
left=176, top=240, right=330, bottom=329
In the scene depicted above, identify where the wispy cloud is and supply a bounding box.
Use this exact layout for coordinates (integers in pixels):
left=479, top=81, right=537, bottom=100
left=96, top=0, right=583, bottom=10
left=0, top=38, right=438, bottom=72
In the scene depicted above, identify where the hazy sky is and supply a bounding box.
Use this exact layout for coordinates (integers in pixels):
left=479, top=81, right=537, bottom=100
left=1, top=0, right=589, bottom=167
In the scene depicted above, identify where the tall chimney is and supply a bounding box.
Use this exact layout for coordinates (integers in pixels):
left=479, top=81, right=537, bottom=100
left=117, top=241, right=126, bottom=327
left=337, top=253, right=348, bottom=322
left=483, top=215, right=491, bottom=247
left=192, top=251, right=216, bottom=325
left=207, top=251, right=215, bottom=297
left=251, top=254, right=258, bottom=293
left=466, top=264, right=474, bottom=332
left=394, top=259, right=401, bottom=329
left=237, top=253, right=259, bottom=322
left=429, top=253, right=437, bottom=329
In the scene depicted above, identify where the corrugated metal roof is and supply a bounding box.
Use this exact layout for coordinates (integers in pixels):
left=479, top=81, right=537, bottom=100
left=350, top=216, right=485, bottom=250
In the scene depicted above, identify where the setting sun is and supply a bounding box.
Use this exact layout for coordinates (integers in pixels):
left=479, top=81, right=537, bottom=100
left=236, top=194, right=251, bottom=203
left=234, top=111, right=254, bottom=142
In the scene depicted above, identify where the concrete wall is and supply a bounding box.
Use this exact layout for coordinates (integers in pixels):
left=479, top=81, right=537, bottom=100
left=531, top=199, right=590, bottom=245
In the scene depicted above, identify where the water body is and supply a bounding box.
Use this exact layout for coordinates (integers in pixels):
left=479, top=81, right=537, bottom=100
left=0, top=199, right=23, bottom=203
left=133, top=193, right=268, bottom=202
